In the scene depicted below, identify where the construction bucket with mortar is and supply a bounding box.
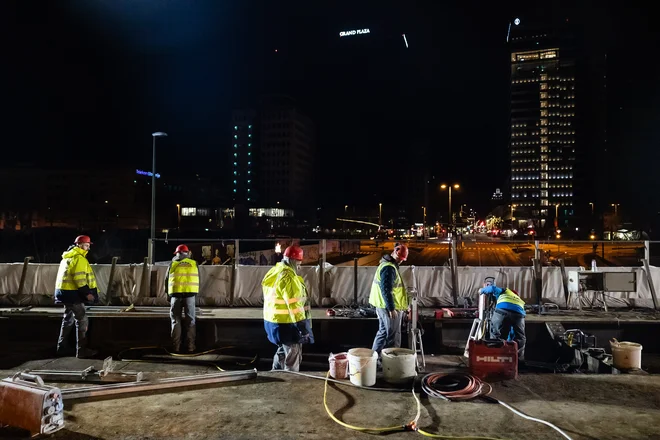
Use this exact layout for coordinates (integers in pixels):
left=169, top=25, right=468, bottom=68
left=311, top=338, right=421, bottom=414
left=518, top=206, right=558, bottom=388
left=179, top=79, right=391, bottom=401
left=610, top=339, right=642, bottom=370
left=328, top=352, right=349, bottom=379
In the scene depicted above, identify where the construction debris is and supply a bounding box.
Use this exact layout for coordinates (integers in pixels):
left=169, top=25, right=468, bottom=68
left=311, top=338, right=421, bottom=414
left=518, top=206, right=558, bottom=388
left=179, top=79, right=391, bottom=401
left=61, top=369, right=257, bottom=401
left=26, top=357, right=143, bottom=383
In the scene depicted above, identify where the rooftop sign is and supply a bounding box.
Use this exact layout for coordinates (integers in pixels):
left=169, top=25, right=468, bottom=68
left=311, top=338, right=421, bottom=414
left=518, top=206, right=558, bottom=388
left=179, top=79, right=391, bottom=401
left=339, top=28, right=370, bottom=37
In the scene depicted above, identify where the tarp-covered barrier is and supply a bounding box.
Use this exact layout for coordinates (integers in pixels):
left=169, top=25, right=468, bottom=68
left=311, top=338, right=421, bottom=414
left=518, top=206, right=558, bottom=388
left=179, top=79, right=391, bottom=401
left=0, top=262, right=658, bottom=309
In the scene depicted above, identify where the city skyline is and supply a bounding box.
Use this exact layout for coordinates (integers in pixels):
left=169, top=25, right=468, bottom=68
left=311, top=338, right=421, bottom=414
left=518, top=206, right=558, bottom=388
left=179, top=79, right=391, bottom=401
left=3, top=1, right=660, bottom=228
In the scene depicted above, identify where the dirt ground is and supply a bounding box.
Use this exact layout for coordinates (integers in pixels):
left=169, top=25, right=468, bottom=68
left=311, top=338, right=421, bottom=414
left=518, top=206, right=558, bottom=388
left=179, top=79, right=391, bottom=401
left=2, top=354, right=660, bottom=440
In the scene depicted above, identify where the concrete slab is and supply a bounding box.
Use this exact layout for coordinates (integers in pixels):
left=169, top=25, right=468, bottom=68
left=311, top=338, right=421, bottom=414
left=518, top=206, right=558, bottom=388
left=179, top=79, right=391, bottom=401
left=1, top=370, right=658, bottom=440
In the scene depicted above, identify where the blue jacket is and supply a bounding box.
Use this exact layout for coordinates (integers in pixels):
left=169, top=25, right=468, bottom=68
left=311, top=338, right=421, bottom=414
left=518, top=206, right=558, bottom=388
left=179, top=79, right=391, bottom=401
left=264, top=319, right=314, bottom=345
left=480, top=285, right=526, bottom=316
left=377, top=255, right=398, bottom=311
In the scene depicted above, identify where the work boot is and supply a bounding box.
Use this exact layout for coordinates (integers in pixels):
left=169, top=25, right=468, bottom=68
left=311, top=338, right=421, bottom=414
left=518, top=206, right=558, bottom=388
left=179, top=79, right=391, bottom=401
left=77, top=348, right=98, bottom=359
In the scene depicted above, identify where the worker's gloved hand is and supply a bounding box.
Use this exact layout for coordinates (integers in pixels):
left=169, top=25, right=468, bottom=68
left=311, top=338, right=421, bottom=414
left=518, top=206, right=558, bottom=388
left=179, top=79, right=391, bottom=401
left=388, top=310, right=398, bottom=320
left=299, top=333, right=311, bottom=344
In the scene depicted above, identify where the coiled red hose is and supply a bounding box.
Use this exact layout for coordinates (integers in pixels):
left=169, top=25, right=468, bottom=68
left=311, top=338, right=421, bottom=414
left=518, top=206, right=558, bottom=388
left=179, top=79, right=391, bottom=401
left=421, top=373, right=492, bottom=401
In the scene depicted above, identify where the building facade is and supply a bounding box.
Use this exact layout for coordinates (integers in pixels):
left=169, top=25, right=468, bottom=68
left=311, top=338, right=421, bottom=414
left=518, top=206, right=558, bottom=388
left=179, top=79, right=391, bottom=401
left=509, top=19, right=577, bottom=229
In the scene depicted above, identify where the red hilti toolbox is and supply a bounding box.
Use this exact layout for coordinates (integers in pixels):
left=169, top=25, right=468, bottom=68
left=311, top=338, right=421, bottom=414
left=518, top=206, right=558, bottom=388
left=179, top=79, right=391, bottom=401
left=468, top=339, right=518, bottom=382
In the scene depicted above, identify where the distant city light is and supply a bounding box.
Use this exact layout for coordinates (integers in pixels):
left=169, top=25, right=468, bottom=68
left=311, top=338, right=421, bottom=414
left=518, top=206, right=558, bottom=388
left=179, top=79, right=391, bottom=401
left=514, top=18, right=521, bottom=25
left=136, top=169, right=161, bottom=178
left=402, top=33, right=409, bottom=48
left=339, top=28, right=370, bottom=37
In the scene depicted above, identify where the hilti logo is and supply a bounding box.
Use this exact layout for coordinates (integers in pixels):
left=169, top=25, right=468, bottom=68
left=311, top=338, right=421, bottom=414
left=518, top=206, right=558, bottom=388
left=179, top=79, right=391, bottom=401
left=476, top=356, right=513, bottom=363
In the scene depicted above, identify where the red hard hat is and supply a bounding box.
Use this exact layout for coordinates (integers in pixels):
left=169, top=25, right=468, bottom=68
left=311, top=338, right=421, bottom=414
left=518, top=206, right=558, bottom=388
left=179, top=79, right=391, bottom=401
left=174, top=244, right=190, bottom=254
left=394, top=243, right=408, bottom=262
left=74, top=235, right=92, bottom=244
left=283, top=245, right=303, bottom=261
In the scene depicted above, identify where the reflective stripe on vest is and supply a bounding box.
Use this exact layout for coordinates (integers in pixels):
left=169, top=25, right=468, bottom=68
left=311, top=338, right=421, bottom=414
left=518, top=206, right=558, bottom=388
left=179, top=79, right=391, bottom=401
left=55, top=254, right=97, bottom=291
left=368, top=261, right=408, bottom=311
left=168, top=258, right=200, bottom=294
left=497, top=288, right=525, bottom=308
left=262, top=263, right=309, bottom=324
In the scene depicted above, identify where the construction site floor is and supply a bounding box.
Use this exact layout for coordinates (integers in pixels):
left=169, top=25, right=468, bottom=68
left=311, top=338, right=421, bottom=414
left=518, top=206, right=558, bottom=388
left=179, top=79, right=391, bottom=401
left=2, top=354, right=660, bottom=440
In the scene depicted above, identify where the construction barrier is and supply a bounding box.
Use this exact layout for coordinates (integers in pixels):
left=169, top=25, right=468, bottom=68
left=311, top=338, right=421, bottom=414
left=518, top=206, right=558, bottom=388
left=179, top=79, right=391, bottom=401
left=0, top=262, right=658, bottom=309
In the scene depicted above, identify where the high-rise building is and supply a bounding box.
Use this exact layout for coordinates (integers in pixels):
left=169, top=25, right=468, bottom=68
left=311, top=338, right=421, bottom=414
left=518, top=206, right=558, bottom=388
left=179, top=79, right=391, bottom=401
left=231, top=96, right=316, bottom=220
left=230, top=109, right=257, bottom=205
left=259, top=95, right=316, bottom=210
left=509, top=17, right=577, bottom=229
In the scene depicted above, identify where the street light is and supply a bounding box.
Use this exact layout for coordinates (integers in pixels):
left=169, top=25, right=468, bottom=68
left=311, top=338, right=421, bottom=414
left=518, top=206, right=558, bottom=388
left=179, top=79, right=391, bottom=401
left=422, top=206, right=427, bottom=239
left=440, top=183, right=460, bottom=227
left=611, top=203, right=619, bottom=215
left=589, top=202, right=594, bottom=215
left=176, top=204, right=181, bottom=229
left=510, top=204, right=517, bottom=221
left=379, top=203, right=382, bottom=226
left=150, top=131, right=168, bottom=263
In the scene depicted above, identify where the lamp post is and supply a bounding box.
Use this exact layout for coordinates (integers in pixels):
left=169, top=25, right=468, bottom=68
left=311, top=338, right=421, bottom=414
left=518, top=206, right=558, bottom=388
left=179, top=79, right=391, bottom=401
left=422, top=206, right=427, bottom=239
left=176, top=204, right=181, bottom=229
left=379, top=203, right=382, bottom=226
left=150, top=131, right=168, bottom=263
left=344, top=205, right=348, bottom=233
left=589, top=202, right=594, bottom=215
left=554, top=203, right=560, bottom=229
left=611, top=203, right=619, bottom=216
left=440, top=184, right=460, bottom=228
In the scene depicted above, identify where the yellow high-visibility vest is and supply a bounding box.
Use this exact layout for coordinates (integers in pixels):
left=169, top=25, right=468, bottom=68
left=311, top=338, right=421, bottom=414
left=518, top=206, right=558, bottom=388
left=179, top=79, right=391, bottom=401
left=497, top=288, right=525, bottom=308
left=55, top=247, right=97, bottom=291
left=168, top=258, right=200, bottom=295
left=369, top=261, right=408, bottom=311
left=262, top=263, right=309, bottom=324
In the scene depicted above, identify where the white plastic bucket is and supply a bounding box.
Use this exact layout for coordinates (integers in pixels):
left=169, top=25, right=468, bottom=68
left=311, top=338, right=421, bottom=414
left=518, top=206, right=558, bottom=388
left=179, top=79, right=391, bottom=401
left=347, top=348, right=378, bottom=387
left=382, top=348, right=417, bottom=384
left=610, top=339, right=643, bottom=370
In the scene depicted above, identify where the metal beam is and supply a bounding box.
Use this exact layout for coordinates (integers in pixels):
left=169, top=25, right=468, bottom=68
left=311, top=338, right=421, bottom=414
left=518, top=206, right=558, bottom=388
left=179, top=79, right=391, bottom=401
left=17, top=257, right=33, bottom=296
left=61, top=369, right=257, bottom=401
left=642, top=259, right=659, bottom=310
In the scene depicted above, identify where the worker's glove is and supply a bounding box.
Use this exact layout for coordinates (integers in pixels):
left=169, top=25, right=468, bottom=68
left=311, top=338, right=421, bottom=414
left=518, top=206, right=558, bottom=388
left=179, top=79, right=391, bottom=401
left=299, top=333, right=311, bottom=344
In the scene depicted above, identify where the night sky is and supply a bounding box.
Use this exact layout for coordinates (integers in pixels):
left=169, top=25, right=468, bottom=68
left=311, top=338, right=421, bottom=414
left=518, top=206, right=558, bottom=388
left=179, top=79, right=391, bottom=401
left=3, top=1, right=660, bottom=222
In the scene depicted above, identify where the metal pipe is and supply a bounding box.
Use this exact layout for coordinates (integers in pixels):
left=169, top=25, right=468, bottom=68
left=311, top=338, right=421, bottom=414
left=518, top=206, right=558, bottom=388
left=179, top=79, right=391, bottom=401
left=105, top=256, right=119, bottom=305
left=17, top=257, right=33, bottom=296
left=61, top=369, right=257, bottom=401
left=353, top=257, right=358, bottom=305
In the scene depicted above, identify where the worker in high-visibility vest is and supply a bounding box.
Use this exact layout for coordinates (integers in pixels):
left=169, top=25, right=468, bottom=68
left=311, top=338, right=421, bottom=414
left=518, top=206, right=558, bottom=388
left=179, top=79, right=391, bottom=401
left=369, top=243, right=409, bottom=357
left=166, top=244, right=200, bottom=353
left=55, top=235, right=99, bottom=359
left=479, top=281, right=526, bottom=360
left=262, top=245, right=313, bottom=371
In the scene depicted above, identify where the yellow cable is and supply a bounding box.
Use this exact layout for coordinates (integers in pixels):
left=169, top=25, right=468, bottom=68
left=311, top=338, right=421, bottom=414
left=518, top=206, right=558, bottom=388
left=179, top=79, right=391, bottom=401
left=323, top=372, right=406, bottom=433
left=322, top=371, right=504, bottom=440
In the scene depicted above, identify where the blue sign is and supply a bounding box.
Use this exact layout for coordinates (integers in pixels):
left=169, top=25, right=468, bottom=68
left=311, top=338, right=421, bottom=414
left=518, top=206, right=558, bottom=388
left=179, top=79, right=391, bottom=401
left=136, top=169, right=161, bottom=178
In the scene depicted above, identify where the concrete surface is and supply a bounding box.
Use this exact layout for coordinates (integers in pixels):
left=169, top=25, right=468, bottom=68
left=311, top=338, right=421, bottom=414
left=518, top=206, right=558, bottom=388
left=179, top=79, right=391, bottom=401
left=1, top=354, right=660, bottom=440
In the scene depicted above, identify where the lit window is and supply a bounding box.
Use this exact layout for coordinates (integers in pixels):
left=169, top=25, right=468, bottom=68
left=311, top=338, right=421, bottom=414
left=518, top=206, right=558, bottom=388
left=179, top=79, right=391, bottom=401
left=233, top=162, right=237, bottom=166
left=248, top=152, right=251, bottom=156
left=233, top=171, right=237, bottom=175
left=234, top=144, right=237, bottom=148
left=233, top=189, right=237, bottom=193
left=248, top=143, right=252, bottom=147
left=234, top=126, right=238, bottom=130
left=247, top=189, right=251, bottom=192
left=248, top=161, right=251, bottom=165
left=234, top=153, right=237, bottom=157
left=233, top=180, right=237, bottom=184
left=234, top=135, right=238, bottom=139
left=247, top=197, right=250, bottom=201
left=182, top=207, right=196, bottom=216
left=247, top=171, right=251, bottom=174
left=248, top=134, right=252, bottom=138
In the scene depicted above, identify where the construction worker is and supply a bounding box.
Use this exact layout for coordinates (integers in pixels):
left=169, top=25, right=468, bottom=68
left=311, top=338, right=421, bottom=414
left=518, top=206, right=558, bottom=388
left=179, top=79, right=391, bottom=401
left=479, top=281, right=526, bottom=361
left=262, top=245, right=313, bottom=371
left=55, top=235, right=98, bottom=358
left=166, top=244, right=200, bottom=353
left=369, top=243, right=409, bottom=357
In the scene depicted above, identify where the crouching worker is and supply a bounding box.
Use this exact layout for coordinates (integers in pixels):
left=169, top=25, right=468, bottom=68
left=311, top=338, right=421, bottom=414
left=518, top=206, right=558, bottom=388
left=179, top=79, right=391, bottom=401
left=479, top=281, right=526, bottom=361
left=55, top=235, right=99, bottom=359
left=262, top=245, right=314, bottom=371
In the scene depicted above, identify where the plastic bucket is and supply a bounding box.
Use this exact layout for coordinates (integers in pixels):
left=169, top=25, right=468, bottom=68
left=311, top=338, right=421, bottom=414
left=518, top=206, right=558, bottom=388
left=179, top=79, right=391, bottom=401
left=328, top=352, right=349, bottom=379
left=347, top=348, right=378, bottom=387
left=382, top=348, right=417, bottom=384
left=610, top=339, right=643, bottom=370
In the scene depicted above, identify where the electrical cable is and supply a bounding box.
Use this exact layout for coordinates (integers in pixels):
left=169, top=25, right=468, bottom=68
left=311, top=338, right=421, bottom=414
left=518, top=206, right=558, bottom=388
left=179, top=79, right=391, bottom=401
left=119, top=346, right=257, bottom=372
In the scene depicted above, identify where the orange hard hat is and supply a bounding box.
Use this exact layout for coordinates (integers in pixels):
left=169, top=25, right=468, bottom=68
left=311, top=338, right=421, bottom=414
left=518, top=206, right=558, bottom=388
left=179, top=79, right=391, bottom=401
left=74, top=235, right=92, bottom=244
left=175, top=244, right=190, bottom=254
left=283, top=245, right=303, bottom=261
